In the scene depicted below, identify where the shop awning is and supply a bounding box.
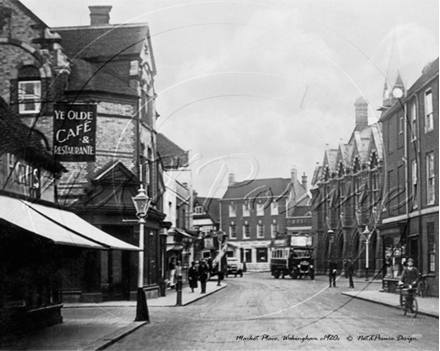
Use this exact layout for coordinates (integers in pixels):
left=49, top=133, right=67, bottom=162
left=0, top=195, right=139, bottom=251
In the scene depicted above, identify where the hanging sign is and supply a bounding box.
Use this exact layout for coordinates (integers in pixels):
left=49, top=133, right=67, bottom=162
left=53, top=103, right=97, bottom=162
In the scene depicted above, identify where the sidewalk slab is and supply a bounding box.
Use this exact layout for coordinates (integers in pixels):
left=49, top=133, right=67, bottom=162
left=342, top=290, right=439, bottom=318
left=0, top=282, right=227, bottom=351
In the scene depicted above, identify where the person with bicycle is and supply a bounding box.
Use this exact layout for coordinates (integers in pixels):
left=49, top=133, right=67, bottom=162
left=399, top=258, right=420, bottom=311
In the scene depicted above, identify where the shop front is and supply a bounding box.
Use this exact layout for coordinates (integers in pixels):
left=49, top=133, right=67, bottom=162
left=381, top=223, right=407, bottom=293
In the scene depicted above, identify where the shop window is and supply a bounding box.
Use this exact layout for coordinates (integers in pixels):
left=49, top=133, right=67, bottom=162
left=256, top=248, right=268, bottom=263
left=384, top=237, right=406, bottom=278
left=428, top=223, right=436, bottom=273
left=243, top=249, right=252, bottom=263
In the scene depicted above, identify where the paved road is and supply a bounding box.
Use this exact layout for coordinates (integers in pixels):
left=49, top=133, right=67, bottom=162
left=106, top=273, right=439, bottom=351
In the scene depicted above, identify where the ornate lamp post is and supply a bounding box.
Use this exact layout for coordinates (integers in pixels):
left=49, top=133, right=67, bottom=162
left=361, top=226, right=372, bottom=281
left=132, top=186, right=151, bottom=322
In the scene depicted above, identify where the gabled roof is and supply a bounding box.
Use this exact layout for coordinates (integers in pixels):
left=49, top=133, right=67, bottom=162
left=54, top=24, right=150, bottom=60
left=0, top=98, right=65, bottom=174
left=54, top=23, right=152, bottom=96
left=322, top=148, right=338, bottom=174
left=156, top=133, right=189, bottom=169
left=194, top=197, right=220, bottom=223
left=93, top=160, right=138, bottom=184
left=223, top=178, right=292, bottom=200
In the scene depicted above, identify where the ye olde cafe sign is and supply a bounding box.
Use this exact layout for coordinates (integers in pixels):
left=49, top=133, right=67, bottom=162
left=53, top=103, right=97, bottom=162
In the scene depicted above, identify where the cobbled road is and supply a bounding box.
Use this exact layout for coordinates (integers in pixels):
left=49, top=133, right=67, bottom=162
left=106, top=272, right=438, bottom=351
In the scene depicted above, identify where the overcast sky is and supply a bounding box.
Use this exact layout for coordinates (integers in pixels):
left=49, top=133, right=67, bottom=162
left=22, top=0, right=439, bottom=198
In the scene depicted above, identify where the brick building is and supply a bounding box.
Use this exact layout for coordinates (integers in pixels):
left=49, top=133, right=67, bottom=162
left=0, top=1, right=169, bottom=302
left=310, top=97, right=384, bottom=276
left=220, top=169, right=309, bottom=271
left=378, top=58, right=439, bottom=296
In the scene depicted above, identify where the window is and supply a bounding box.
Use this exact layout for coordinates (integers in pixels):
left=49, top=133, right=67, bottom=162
left=242, top=203, right=250, bottom=217
left=271, top=222, right=278, bottom=238
left=427, top=223, right=436, bottom=273
left=229, top=204, right=236, bottom=217
left=426, top=152, right=435, bottom=204
left=371, top=172, right=379, bottom=206
left=229, top=223, right=236, bottom=239
left=257, top=203, right=264, bottom=216
left=399, top=116, right=404, bottom=134
left=411, top=160, right=417, bottom=209
left=194, top=206, right=205, bottom=214
left=256, top=248, right=268, bottom=263
left=409, top=101, right=417, bottom=141
left=18, top=80, right=41, bottom=114
left=243, top=223, right=250, bottom=239
left=425, top=90, right=434, bottom=132
left=257, top=223, right=264, bottom=238
left=270, top=201, right=278, bottom=215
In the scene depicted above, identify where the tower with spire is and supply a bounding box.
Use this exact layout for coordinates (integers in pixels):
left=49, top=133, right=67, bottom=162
left=382, top=31, right=406, bottom=109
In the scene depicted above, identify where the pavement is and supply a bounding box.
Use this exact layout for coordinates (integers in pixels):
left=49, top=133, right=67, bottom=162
left=0, top=276, right=437, bottom=351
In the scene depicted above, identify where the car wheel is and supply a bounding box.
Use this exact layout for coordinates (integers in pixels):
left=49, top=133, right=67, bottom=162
left=274, top=270, right=280, bottom=279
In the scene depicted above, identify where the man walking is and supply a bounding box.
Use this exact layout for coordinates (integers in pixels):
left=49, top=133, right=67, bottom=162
left=328, top=257, right=338, bottom=288
left=346, top=257, right=355, bottom=288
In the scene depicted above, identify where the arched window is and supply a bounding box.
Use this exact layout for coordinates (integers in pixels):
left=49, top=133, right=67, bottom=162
left=17, top=65, right=41, bottom=114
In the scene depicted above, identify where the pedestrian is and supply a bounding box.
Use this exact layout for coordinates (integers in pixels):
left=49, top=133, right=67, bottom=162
left=198, top=259, right=209, bottom=294
left=328, top=257, right=338, bottom=288
left=169, top=257, right=176, bottom=289
left=188, top=261, right=198, bottom=293
left=346, top=257, right=355, bottom=288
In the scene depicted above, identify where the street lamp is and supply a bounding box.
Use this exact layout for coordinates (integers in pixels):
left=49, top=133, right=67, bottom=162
left=132, top=185, right=151, bottom=322
left=361, top=226, right=372, bottom=281
left=327, top=229, right=335, bottom=258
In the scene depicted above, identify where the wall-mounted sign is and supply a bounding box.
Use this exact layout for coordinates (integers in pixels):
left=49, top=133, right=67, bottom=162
left=204, top=238, right=215, bottom=250
left=53, top=103, right=97, bottom=162
left=291, top=236, right=313, bottom=247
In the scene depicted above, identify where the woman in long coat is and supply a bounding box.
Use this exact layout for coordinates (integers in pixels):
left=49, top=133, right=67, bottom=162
left=188, top=261, right=198, bottom=292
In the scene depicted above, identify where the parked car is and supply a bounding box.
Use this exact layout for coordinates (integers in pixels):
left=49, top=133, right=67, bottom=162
left=225, top=257, right=243, bottom=277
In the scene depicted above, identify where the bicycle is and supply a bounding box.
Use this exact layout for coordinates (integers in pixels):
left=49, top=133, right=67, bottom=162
left=398, top=284, right=418, bottom=318
left=417, top=274, right=428, bottom=298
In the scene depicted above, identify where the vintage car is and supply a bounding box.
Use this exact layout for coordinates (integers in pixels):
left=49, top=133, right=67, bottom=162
left=225, top=257, right=243, bottom=277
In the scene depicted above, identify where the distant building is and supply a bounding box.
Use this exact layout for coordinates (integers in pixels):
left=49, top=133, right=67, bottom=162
left=310, top=97, right=384, bottom=276
left=220, top=170, right=309, bottom=271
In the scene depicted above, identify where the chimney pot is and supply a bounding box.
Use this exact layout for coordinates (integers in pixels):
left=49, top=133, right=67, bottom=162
left=302, top=172, right=307, bottom=191
left=89, top=6, right=112, bottom=26
left=228, top=173, right=235, bottom=186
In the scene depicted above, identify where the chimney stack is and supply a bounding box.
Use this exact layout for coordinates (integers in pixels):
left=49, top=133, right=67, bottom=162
left=291, top=165, right=297, bottom=183
left=89, top=6, right=112, bottom=26
left=302, top=172, right=307, bottom=190
left=228, top=173, right=235, bottom=186
left=354, top=97, right=368, bottom=131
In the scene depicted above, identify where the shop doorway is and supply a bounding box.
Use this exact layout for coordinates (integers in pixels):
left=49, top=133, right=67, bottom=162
left=409, top=236, right=419, bottom=268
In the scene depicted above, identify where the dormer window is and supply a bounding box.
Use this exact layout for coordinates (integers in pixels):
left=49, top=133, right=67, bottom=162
left=194, top=206, right=205, bottom=214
